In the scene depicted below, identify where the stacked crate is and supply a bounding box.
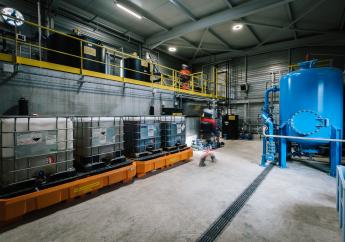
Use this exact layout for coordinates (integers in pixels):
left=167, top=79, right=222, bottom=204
left=124, top=116, right=161, bottom=157
left=160, top=116, right=186, bottom=149
left=0, top=117, right=75, bottom=190
left=73, top=117, right=125, bottom=171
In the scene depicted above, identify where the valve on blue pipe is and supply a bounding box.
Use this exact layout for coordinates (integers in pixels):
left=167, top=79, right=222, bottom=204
left=261, top=85, right=279, bottom=166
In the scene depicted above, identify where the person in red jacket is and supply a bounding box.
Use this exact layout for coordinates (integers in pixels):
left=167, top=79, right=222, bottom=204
left=199, top=109, right=218, bottom=166
left=179, top=64, right=191, bottom=90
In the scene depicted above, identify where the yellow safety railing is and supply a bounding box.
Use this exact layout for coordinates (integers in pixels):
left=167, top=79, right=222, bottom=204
left=288, top=59, right=333, bottom=72
left=0, top=13, right=225, bottom=99
left=216, top=69, right=227, bottom=99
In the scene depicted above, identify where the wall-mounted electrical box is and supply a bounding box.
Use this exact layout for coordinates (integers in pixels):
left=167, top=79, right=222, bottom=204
left=240, top=83, right=249, bottom=93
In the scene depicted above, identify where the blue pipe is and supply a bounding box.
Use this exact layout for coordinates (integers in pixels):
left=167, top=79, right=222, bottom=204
left=261, top=86, right=279, bottom=165
left=263, top=86, right=279, bottom=114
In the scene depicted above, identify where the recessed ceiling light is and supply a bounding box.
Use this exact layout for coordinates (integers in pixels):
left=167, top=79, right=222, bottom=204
left=116, top=3, right=142, bottom=19
left=232, top=24, right=243, bottom=31
left=168, top=47, right=177, bottom=52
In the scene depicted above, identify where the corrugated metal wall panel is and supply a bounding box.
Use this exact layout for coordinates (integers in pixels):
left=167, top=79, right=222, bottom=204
left=227, top=48, right=345, bottom=134
left=245, top=50, right=289, bottom=100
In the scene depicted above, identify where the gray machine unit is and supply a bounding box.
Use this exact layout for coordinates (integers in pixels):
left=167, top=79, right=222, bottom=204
left=73, top=117, right=125, bottom=171
left=160, top=116, right=186, bottom=148
left=0, top=117, right=75, bottom=189
left=124, top=117, right=161, bottom=157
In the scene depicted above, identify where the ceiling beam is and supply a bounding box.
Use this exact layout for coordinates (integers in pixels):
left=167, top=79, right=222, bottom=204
left=169, top=0, right=197, bottom=22
left=245, top=25, right=261, bottom=43
left=191, top=33, right=345, bottom=64
left=286, top=3, right=297, bottom=39
left=161, top=43, right=240, bottom=52
left=168, top=0, right=238, bottom=50
left=55, top=1, right=144, bottom=42
left=255, top=0, right=327, bottom=48
left=180, top=38, right=211, bottom=55
left=193, top=28, right=208, bottom=59
left=117, top=0, right=170, bottom=30
left=146, top=0, right=296, bottom=49
left=223, top=0, right=234, bottom=9
left=239, top=20, right=332, bottom=34
left=116, top=0, right=210, bottom=56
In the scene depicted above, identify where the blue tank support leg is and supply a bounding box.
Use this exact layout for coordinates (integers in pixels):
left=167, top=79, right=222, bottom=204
left=330, top=127, right=342, bottom=177
left=261, top=137, right=267, bottom=166
left=279, top=125, right=287, bottom=168
left=279, top=138, right=287, bottom=168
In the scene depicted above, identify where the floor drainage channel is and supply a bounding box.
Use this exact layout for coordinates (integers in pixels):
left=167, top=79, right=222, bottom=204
left=196, top=163, right=274, bottom=242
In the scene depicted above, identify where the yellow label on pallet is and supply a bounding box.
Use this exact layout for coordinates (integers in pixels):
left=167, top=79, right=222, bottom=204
left=168, top=157, right=179, bottom=164
left=73, top=181, right=101, bottom=194
left=229, top=115, right=236, bottom=121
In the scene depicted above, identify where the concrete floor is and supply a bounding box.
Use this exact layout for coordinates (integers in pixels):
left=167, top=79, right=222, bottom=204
left=0, top=141, right=341, bottom=242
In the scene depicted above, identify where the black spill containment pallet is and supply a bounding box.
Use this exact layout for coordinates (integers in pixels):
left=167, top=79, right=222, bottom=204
left=0, top=159, right=133, bottom=199
left=133, top=150, right=167, bottom=162
left=163, top=144, right=188, bottom=154
left=75, top=155, right=127, bottom=172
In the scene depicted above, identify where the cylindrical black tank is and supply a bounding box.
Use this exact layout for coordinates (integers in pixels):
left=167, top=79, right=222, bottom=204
left=47, top=33, right=105, bottom=73
left=222, top=114, right=239, bottom=140
left=18, top=98, right=28, bottom=115
left=124, top=58, right=150, bottom=82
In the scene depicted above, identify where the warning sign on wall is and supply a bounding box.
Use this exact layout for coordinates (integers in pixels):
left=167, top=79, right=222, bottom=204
left=84, top=45, right=96, bottom=57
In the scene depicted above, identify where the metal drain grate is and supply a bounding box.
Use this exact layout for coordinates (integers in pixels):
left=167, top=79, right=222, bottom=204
left=196, top=163, right=274, bottom=242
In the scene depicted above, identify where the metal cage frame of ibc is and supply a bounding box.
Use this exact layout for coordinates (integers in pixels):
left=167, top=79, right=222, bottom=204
left=0, top=116, right=76, bottom=193
left=123, top=116, right=162, bottom=158
left=159, top=115, right=186, bottom=150
left=73, top=116, right=126, bottom=171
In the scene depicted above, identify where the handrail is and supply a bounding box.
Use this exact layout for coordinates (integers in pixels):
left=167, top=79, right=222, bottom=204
left=0, top=13, right=225, bottom=98
left=262, top=128, right=345, bottom=143
left=288, top=59, right=333, bottom=72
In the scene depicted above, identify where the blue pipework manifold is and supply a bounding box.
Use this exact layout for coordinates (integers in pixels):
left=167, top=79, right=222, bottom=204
left=261, top=59, right=344, bottom=176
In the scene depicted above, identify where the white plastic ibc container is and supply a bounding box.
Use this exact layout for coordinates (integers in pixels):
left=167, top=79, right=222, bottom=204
left=0, top=117, right=74, bottom=188
left=73, top=117, right=124, bottom=167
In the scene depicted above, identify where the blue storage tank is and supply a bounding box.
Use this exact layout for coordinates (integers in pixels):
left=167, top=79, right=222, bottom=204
left=280, top=60, right=343, bottom=146
left=278, top=60, right=344, bottom=176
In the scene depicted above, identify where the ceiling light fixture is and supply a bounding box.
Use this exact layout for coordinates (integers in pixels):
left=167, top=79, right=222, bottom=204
left=1, top=8, right=24, bottom=26
left=232, top=24, right=243, bottom=31
left=116, top=3, right=142, bottom=19
left=168, top=47, right=177, bottom=52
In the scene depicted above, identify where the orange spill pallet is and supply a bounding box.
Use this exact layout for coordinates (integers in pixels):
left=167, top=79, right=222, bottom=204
left=0, top=163, right=136, bottom=225
left=135, top=148, right=193, bottom=178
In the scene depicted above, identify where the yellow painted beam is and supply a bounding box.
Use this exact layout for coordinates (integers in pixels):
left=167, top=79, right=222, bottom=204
left=16, top=57, right=81, bottom=74
left=0, top=53, right=14, bottom=62
left=0, top=54, right=217, bottom=98
left=81, top=69, right=123, bottom=82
